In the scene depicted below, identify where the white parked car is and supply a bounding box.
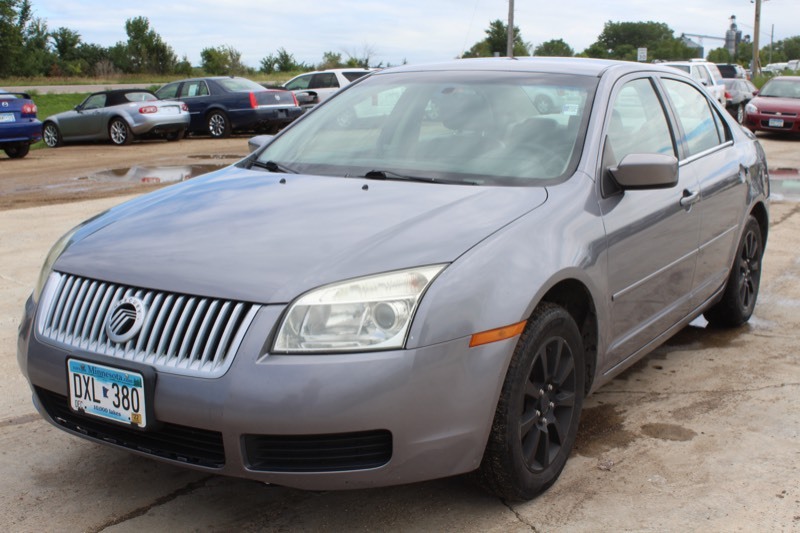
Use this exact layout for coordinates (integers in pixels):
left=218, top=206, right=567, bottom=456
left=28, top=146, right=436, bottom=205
left=283, top=68, right=372, bottom=110
left=661, top=60, right=726, bottom=106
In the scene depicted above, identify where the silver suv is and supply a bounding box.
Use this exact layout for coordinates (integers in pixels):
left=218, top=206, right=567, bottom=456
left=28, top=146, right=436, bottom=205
left=662, top=60, right=726, bottom=105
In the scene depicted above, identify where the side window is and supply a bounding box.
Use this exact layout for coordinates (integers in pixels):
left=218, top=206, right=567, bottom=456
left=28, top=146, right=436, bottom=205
left=156, top=82, right=179, bottom=99
left=285, top=74, right=311, bottom=91
left=662, top=79, right=727, bottom=157
left=82, top=94, right=107, bottom=109
left=605, top=78, right=676, bottom=167
left=692, top=66, right=712, bottom=86
left=180, top=81, right=209, bottom=98
left=310, top=73, right=338, bottom=89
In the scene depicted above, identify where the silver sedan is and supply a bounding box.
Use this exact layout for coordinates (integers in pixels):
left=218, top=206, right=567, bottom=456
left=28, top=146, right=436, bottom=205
left=18, top=58, right=768, bottom=501
left=42, top=89, right=190, bottom=147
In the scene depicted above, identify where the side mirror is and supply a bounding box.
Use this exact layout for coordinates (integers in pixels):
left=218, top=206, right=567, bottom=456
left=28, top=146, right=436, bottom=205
left=752, top=89, right=759, bottom=96
left=248, top=134, right=274, bottom=153
left=609, top=153, right=679, bottom=190
left=74, top=104, right=83, bottom=112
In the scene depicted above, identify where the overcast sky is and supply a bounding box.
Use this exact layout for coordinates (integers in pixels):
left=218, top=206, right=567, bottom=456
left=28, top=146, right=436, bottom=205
left=32, top=0, right=800, bottom=68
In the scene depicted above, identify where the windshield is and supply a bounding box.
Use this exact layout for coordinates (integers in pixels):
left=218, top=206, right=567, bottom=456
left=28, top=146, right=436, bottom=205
left=759, top=79, right=800, bottom=99
left=255, top=70, right=596, bottom=185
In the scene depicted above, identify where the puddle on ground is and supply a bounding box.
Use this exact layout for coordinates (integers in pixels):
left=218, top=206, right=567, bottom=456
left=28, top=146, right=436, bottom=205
left=640, top=422, right=697, bottom=442
left=573, top=404, right=638, bottom=458
left=76, top=164, right=224, bottom=185
left=769, top=168, right=800, bottom=202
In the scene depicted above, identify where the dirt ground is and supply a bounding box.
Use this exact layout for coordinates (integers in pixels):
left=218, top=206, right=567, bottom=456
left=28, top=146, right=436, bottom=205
left=0, top=137, right=248, bottom=210
left=0, top=135, right=798, bottom=531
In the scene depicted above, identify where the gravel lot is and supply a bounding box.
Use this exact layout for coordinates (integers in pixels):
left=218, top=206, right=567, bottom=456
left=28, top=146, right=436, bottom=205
left=1, top=134, right=798, bottom=531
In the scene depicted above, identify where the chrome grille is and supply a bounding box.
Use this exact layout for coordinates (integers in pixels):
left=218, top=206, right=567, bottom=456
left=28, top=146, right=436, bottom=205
left=37, top=272, right=260, bottom=378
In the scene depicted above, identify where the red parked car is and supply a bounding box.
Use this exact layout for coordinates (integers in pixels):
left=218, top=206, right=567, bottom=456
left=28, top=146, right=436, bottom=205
left=744, top=76, right=800, bottom=133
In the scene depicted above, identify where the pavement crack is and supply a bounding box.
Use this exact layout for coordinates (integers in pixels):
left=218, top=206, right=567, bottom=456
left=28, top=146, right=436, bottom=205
left=89, top=476, right=213, bottom=532
left=771, top=204, right=800, bottom=227
left=501, top=499, right=540, bottom=532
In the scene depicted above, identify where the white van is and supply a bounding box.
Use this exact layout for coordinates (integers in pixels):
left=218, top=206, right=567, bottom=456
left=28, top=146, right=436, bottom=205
left=661, top=60, right=727, bottom=106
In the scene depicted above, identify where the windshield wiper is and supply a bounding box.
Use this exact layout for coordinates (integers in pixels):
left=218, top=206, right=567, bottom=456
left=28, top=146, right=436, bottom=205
left=251, top=159, right=298, bottom=174
left=362, top=169, right=478, bottom=185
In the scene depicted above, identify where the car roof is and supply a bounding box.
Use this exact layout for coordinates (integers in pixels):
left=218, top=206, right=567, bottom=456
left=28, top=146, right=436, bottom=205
left=377, top=57, right=675, bottom=79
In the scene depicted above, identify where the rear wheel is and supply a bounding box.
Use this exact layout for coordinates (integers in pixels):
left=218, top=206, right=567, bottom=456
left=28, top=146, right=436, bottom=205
left=43, top=122, right=62, bottom=148
left=476, top=303, right=585, bottom=501
left=4, top=143, right=30, bottom=159
left=704, top=216, right=763, bottom=327
left=165, top=128, right=185, bottom=142
left=207, top=110, right=231, bottom=138
left=109, top=118, right=133, bottom=145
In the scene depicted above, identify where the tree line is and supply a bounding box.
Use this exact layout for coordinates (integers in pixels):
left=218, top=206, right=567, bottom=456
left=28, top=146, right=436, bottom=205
left=2, top=0, right=798, bottom=79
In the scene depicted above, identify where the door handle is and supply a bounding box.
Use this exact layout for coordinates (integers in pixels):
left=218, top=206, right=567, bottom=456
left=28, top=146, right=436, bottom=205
left=680, top=189, right=700, bottom=209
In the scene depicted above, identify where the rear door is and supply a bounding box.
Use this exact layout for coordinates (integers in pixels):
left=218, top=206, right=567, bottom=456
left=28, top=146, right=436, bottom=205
left=178, top=80, right=212, bottom=131
left=658, top=76, right=746, bottom=307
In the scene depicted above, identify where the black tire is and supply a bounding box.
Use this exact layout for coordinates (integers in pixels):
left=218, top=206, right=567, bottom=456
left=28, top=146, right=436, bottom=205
left=42, top=122, right=62, bottom=148
left=165, top=128, right=184, bottom=142
left=108, top=117, right=133, bottom=146
left=704, top=215, right=763, bottom=327
left=4, top=143, right=30, bottom=159
left=476, top=303, right=585, bottom=501
left=207, top=110, right=231, bottom=138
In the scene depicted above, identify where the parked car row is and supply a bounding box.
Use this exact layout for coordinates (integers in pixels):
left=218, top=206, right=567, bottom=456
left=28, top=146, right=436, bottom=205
left=2, top=75, right=321, bottom=157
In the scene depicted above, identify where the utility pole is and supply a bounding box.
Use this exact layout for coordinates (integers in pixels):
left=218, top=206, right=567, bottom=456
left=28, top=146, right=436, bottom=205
left=507, top=0, right=515, bottom=58
left=752, top=0, right=761, bottom=76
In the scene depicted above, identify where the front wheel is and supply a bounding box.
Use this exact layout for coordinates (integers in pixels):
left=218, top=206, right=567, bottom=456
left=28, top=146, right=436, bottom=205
left=476, top=303, right=585, bottom=501
left=704, top=215, right=763, bottom=327
left=109, top=118, right=133, bottom=145
left=43, top=122, right=62, bottom=148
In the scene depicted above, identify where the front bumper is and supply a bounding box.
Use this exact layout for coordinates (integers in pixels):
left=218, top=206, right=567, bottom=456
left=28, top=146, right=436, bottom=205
left=18, top=296, right=513, bottom=490
left=744, top=112, right=800, bottom=133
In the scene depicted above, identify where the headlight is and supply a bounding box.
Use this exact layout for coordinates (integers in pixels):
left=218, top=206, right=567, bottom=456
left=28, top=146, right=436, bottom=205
left=32, top=226, right=80, bottom=302
left=745, top=102, right=758, bottom=114
left=273, top=264, right=446, bottom=353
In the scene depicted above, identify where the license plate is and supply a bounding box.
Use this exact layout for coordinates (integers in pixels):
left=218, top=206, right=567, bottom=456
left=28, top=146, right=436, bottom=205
left=67, top=359, right=147, bottom=428
left=0, top=113, right=15, bottom=123
left=160, top=106, right=179, bottom=115
left=768, top=118, right=784, bottom=128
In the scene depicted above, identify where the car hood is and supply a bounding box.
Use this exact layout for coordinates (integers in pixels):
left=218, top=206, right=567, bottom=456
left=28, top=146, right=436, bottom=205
left=751, top=95, right=800, bottom=112
left=55, top=167, right=548, bottom=303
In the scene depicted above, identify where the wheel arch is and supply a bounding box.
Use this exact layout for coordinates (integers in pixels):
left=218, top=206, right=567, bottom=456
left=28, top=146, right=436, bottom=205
left=538, top=278, right=599, bottom=395
left=750, top=201, right=769, bottom=250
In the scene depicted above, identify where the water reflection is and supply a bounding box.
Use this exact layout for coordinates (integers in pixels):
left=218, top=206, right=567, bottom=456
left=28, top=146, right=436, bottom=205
left=78, top=164, right=224, bottom=184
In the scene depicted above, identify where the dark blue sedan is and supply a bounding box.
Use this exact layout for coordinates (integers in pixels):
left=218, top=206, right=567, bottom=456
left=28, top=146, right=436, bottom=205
left=155, top=77, right=302, bottom=138
left=0, top=90, right=42, bottom=159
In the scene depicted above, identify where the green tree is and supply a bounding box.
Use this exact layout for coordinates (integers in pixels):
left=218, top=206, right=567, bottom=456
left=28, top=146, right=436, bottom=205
left=462, top=19, right=531, bottom=58
left=318, top=51, right=343, bottom=70
left=112, top=17, right=176, bottom=74
left=275, top=47, right=298, bottom=71
left=201, top=45, right=244, bottom=75
left=534, top=39, right=574, bottom=57
left=584, top=21, right=694, bottom=61
left=0, top=0, right=54, bottom=76
left=51, top=26, right=80, bottom=61
left=706, top=47, right=732, bottom=63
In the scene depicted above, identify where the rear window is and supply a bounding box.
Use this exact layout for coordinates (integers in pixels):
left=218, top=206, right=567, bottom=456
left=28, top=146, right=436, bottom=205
left=124, top=92, right=157, bottom=102
left=216, top=77, right=265, bottom=92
